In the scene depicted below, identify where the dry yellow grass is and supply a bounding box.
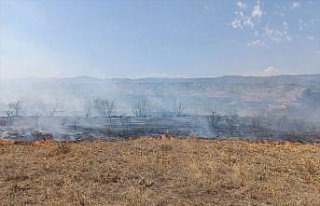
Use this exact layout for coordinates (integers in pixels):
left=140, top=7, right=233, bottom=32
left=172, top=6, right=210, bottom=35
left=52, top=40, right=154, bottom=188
left=0, top=137, right=320, bottom=206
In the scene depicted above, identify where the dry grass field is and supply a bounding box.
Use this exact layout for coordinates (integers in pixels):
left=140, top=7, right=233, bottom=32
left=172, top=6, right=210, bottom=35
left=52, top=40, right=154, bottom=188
left=0, top=137, right=320, bottom=206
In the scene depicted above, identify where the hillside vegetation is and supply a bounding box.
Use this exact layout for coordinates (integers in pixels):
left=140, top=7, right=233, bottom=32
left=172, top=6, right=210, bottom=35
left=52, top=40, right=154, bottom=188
left=0, top=137, right=320, bottom=205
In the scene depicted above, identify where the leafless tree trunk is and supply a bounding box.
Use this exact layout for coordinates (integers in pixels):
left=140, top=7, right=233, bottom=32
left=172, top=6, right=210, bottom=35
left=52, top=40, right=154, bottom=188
left=120, top=113, right=129, bottom=126
left=93, top=98, right=114, bottom=118
left=132, top=98, right=147, bottom=117
left=174, top=101, right=185, bottom=117
left=49, top=101, right=64, bottom=117
left=275, top=115, right=288, bottom=132
left=208, top=112, right=221, bottom=128
left=208, top=111, right=222, bottom=135
left=71, top=116, right=80, bottom=129
left=226, top=113, right=240, bottom=136
left=6, top=100, right=22, bottom=118
left=34, top=112, right=41, bottom=129
left=251, top=115, right=263, bottom=137
left=93, top=98, right=115, bottom=130
left=83, top=100, right=93, bottom=118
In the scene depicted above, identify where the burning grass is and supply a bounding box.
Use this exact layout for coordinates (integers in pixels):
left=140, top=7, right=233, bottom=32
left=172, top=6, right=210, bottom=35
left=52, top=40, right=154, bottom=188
left=0, top=137, right=320, bottom=205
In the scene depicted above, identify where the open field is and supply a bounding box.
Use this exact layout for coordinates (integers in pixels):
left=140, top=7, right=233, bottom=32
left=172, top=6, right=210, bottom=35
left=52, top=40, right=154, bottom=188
left=0, top=137, right=320, bottom=206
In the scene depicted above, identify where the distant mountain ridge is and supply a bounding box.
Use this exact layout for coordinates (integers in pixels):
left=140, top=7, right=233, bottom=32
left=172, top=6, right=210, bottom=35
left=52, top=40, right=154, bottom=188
left=4, top=73, right=320, bottom=81
left=1, top=74, right=320, bottom=120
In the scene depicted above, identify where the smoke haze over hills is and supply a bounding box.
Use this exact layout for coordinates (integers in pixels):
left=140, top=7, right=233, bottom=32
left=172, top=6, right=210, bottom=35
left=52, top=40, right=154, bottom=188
left=1, top=74, right=320, bottom=119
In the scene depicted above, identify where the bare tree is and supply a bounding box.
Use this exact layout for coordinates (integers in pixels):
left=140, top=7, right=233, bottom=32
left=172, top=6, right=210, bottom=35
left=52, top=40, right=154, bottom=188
left=93, top=98, right=115, bottom=118
left=6, top=100, right=22, bottom=118
left=173, top=101, right=185, bottom=117
left=83, top=100, right=93, bottom=118
left=49, top=101, right=64, bottom=117
left=106, top=101, right=114, bottom=119
left=208, top=112, right=221, bottom=129
left=34, top=112, right=41, bottom=128
left=276, top=115, right=288, bottom=132
left=226, top=113, right=240, bottom=136
left=132, top=98, right=147, bottom=117
left=120, top=113, right=129, bottom=126
left=0, top=118, right=7, bottom=126
left=251, top=115, right=263, bottom=129
left=250, top=115, right=264, bottom=137
left=70, top=116, right=80, bottom=129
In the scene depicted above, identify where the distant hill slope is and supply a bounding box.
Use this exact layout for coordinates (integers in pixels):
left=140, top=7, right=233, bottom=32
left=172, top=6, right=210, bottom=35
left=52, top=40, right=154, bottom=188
left=1, top=74, right=320, bottom=118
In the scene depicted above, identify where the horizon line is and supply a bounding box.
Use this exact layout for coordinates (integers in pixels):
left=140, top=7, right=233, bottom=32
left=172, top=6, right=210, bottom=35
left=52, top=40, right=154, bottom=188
left=1, top=73, right=320, bottom=81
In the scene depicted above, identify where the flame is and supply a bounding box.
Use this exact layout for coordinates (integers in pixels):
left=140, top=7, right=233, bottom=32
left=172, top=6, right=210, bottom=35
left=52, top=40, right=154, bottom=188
left=32, top=138, right=51, bottom=147
left=43, top=138, right=51, bottom=146
left=0, top=138, right=15, bottom=145
left=32, top=140, right=42, bottom=147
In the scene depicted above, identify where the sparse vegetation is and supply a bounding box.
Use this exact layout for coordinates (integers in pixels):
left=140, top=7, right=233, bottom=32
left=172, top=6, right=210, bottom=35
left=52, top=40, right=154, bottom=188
left=6, top=100, right=22, bottom=119
left=93, top=98, right=115, bottom=118
left=0, top=137, right=319, bottom=205
left=48, top=100, right=64, bottom=117
left=83, top=100, right=93, bottom=118
left=173, top=101, right=185, bottom=117
left=132, top=98, right=148, bottom=117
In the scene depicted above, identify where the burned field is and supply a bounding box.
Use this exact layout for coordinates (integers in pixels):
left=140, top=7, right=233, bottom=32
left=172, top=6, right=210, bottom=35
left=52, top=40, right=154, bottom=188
left=1, top=113, right=320, bottom=143
left=1, top=75, right=320, bottom=143
left=1, top=107, right=319, bottom=205
left=0, top=116, right=208, bottom=141
left=0, top=138, right=320, bottom=205
left=1, top=81, right=319, bottom=205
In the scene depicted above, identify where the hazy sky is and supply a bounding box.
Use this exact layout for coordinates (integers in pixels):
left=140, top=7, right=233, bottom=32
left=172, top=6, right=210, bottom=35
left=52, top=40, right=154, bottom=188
left=0, top=0, right=319, bottom=79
